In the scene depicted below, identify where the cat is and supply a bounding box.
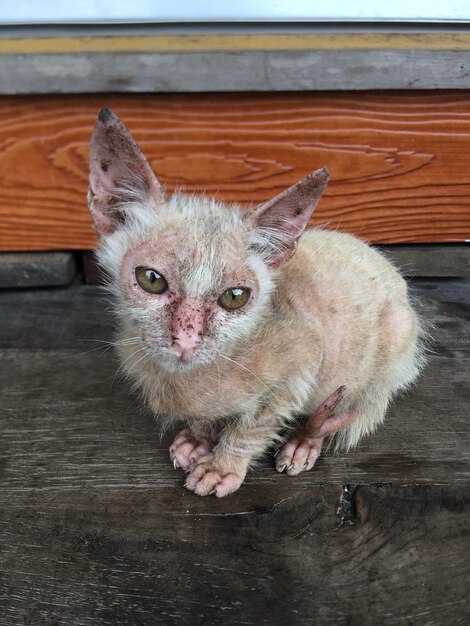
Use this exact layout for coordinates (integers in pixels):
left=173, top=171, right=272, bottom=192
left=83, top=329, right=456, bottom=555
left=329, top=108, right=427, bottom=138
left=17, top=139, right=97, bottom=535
left=88, top=108, right=425, bottom=497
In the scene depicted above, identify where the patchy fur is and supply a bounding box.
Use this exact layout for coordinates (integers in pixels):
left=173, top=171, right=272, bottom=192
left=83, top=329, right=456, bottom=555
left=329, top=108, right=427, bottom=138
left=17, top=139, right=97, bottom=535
left=88, top=109, right=425, bottom=497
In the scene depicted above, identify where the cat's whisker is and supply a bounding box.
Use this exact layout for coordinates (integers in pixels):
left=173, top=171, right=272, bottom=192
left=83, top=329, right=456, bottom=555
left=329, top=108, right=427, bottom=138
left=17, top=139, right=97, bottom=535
left=112, top=345, right=149, bottom=386
left=123, top=351, right=153, bottom=380
left=115, top=345, right=147, bottom=368
left=113, top=336, right=143, bottom=343
left=81, top=336, right=142, bottom=347
left=218, top=353, right=267, bottom=387
left=80, top=337, right=144, bottom=357
left=214, top=357, right=222, bottom=394
left=113, top=339, right=143, bottom=347
left=80, top=344, right=114, bottom=356
left=81, top=338, right=114, bottom=345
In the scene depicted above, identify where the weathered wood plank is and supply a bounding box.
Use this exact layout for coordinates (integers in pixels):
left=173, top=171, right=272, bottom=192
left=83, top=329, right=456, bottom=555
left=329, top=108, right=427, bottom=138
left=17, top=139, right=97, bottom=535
left=0, top=347, right=468, bottom=490
left=0, top=479, right=468, bottom=624
left=410, top=278, right=470, bottom=352
left=0, top=251, right=77, bottom=288
left=1, top=278, right=467, bottom=352
left=2, top=49, right=470, bottom=95
left=0, top=277, right=468, bottom=490
left=0, top=283, right=114, bottom=351
left=0, top=277, right=468, bottom=624
left=0, top=278, right=464, bottom=490
left=1, top=93, right=470, bottom=250
left=82, top=246, right=470, bottom=284
left=379, top=244, right=470, bottom=277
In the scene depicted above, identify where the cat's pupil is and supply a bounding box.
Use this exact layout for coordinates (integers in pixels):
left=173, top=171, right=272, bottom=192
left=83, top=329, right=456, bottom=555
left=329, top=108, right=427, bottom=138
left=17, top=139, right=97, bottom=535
left=135, top=266, right=168, bottom=294
left=217, top=286, right=251, bottom=311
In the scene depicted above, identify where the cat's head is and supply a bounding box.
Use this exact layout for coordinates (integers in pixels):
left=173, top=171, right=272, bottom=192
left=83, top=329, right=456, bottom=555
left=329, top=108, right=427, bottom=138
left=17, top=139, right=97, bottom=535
left=89, top=108, right=328, bottom=372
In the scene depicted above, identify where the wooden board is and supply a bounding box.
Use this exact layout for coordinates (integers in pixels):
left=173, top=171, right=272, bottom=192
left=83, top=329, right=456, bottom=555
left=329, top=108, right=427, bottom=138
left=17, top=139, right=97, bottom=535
left=0, top=279, right=468, bottom=484
left=378, top=244, right=470, bottom=277
left=0, top=251, right=77, bottom=287
left=2, top=29, right=470, bottom=94
left=1, top=92, right=470, bottom=251
left=81, top=245, right=470, bottom=284
left=4, top=31, right=470, bottom=55
left=0, top=277, right=469, bottom=623
left=0, top=481, right=468, bottom=625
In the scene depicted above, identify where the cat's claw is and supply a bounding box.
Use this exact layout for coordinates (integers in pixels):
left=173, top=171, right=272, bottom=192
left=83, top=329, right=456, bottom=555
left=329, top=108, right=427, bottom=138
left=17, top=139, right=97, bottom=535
left=275, top=435, right=324, bottom=476
left=276, top=388, right=354, bottom=476
left=169, top=428, right=214, bottom=471
left=185, top=455, right=246, bottom=497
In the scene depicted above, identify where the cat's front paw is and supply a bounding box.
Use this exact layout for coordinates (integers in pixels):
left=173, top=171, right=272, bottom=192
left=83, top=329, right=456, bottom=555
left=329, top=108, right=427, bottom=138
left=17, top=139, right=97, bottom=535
left=185, top=455, right=247, bottom=497
left=169, top=428, right=214, bottom=471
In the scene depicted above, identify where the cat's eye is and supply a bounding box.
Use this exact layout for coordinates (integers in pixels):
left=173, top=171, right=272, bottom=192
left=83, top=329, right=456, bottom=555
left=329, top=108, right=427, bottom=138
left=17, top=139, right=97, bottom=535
left=135, top=267, right=168, bottom=294
left=218, top=287, right=251, bottom=311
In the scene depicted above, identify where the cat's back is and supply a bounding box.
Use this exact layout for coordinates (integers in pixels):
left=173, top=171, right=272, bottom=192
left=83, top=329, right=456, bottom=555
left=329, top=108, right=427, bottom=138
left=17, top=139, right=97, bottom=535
left=275, top=229, right=419, bottom=399
left=286, top=228, right=408, bottom=306
left=277, top=228, right=416, bottom=365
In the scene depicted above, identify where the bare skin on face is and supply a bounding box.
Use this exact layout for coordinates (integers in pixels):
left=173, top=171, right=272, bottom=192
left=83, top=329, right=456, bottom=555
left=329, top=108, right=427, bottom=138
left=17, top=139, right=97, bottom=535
left=170, top=298, right=207, bottom=361
left=119, top=230, right=260, bottom=372
left=89, top=109, right=424, bottom=498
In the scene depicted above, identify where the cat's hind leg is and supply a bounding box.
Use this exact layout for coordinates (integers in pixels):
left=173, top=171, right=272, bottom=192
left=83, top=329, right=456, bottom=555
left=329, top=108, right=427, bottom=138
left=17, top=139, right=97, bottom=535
left=170, top=423, right=218, bottom=471
left=276, top=377, right=402, bottom=476
left=277, top=302, right=424, bottom=476
left=276, top=386, right=358, bottom=476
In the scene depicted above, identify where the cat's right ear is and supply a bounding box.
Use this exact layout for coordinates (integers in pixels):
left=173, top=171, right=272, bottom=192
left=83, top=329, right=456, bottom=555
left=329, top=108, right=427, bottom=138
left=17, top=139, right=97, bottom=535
left=247, top=167, right=329, bottom=268
left=88, top=108, right=164, bottom=236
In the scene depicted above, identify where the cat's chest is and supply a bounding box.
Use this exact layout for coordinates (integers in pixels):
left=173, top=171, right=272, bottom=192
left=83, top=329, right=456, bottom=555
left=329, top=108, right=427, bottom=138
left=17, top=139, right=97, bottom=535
left=145, top=360, right=264, bottom=421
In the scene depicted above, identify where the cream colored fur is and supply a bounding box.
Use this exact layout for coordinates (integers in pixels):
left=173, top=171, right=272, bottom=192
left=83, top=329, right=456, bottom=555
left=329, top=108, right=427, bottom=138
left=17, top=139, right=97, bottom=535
left=89, top=109, right=425, bottom=497
left=100, top=194, right=424, bottom=456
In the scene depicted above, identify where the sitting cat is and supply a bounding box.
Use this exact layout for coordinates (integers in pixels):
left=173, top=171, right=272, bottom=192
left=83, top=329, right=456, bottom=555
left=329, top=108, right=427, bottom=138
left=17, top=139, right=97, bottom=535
left=88, top=108, right=424, bottom=497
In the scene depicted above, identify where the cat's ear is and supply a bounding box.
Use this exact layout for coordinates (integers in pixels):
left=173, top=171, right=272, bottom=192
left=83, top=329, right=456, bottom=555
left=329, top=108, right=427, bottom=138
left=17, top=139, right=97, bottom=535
left=248, top=167, right=329, bottom=268
left=88, top=108, right=164, bottom=236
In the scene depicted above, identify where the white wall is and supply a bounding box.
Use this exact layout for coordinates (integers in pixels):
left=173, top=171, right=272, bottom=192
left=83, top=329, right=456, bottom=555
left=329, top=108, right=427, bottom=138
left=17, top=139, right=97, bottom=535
left=0, top=0, right=469, bottom=24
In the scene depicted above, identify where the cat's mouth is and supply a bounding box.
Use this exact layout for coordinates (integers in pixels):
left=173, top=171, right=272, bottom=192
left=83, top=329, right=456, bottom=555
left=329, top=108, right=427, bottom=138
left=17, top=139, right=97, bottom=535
left=172, top=344, right=196, bottom=363
left=152, top=343, right=208, bottom=372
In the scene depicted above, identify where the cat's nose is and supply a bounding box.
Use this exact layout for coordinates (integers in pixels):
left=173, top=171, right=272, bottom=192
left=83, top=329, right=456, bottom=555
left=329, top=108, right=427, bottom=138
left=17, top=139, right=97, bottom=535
left=171, top=298, right=206, bottom=360
left=172, top=335, right=201, bottom=361
left=173, top=343, right=194, bottom=361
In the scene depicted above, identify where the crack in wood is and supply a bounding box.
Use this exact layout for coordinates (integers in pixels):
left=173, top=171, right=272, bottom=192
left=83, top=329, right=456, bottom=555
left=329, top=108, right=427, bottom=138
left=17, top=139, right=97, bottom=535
left=335, top=484, right=360, bottom=530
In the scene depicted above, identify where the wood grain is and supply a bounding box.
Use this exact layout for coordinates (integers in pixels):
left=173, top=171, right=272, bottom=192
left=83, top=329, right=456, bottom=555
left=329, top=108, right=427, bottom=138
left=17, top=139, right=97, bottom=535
left=3, top=50, right=470, bottom=95
left=81, top=244, right=470, bottom=284
left=0, top=278, right=469, bottom=624
left=0, top=279, right=468, bottom=482
left=0, top=251, right=77, bottom=287
left=0, top=482, right=468, bottom=625
left=378, top=244, right=470, bottom=277
left=1, top=92, right=470, bottom=251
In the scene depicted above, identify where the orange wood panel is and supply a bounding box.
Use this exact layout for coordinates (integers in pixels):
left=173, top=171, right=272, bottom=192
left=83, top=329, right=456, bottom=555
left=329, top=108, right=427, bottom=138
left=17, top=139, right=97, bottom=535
left=0, top=92, right=469, bottom=250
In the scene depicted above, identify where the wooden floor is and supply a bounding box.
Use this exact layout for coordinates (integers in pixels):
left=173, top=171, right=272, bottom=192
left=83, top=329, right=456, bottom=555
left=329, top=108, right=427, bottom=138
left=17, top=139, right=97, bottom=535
left=0, top=276, right=469, bottom=625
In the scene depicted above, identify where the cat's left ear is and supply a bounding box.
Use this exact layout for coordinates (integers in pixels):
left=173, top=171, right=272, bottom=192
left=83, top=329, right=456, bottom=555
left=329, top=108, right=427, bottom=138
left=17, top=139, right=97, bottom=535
left=88, top=108, right=164, bottom=236
left=248, top=167, right=329, bottom=268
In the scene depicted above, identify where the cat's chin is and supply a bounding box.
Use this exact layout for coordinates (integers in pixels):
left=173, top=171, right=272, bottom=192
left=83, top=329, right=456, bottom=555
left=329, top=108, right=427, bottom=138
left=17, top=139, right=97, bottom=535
left=160, top=360, right=201, bottom=373
left=152, top=352, right=212, bottom=374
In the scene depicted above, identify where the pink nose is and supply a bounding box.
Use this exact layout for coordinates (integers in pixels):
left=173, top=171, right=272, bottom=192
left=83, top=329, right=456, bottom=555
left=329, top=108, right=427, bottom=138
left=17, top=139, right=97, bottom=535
left=171, top=298, right=206, bottom=360
left=172, top=337, right=197, bottom=361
